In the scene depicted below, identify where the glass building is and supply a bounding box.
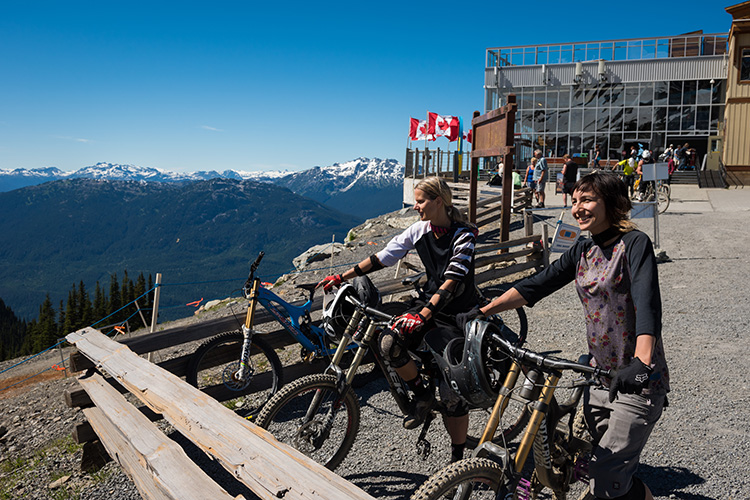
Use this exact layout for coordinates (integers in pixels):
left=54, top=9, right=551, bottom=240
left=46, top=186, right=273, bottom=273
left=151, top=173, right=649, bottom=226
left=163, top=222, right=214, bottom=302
left=484, top=33, right=728, bottom=167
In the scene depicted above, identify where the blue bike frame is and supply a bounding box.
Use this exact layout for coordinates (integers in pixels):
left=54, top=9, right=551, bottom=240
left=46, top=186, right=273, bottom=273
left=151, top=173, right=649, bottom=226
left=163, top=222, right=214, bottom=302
left=255, top=286, right=357, bottom=357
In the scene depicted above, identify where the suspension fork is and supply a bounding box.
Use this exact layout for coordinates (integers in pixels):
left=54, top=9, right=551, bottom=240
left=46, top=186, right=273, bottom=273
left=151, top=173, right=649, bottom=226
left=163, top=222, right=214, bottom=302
left=478, top=360, right=524, bottom=445
left=236, top=278, right=261, bottom=381
left=514, top=372, right=560, bottom=471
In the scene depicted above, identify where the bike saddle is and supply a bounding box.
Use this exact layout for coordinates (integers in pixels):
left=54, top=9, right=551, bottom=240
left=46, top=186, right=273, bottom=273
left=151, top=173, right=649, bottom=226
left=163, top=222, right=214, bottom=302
left=296, top=283, right=318, bottom=292
left=401, top=272, right=426, bottom=287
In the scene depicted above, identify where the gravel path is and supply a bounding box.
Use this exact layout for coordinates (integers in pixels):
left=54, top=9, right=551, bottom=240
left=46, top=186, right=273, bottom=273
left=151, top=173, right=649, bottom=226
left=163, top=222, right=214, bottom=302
left=1, top=185, right=749, bottom=499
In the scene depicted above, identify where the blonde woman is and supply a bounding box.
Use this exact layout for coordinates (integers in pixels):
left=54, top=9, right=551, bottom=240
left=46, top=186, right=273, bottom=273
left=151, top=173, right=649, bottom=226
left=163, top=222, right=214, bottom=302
left=318, top=177, right=479, bottom=463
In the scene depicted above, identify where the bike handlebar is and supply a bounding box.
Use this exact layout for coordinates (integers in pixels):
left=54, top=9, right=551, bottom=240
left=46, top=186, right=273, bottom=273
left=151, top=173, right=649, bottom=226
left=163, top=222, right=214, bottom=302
left=487, top=325, right=612, bottom=379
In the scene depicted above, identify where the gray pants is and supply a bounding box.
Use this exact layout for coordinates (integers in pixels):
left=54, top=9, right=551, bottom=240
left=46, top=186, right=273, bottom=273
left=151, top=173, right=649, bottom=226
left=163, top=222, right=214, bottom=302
left=584, top=386, right=665, bottom=498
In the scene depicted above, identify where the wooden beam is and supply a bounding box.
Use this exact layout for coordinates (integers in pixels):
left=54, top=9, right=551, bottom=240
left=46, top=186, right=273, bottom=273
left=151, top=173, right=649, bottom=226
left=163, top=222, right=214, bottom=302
left=475, top=235, right=541, bottom=254
left=475, top=248, right=537, bottom=269
left=475, top=259, right=542, bottom=283
left=67, top=328, right=376, bottom=500
left=80, top=373, right=243, bottom=500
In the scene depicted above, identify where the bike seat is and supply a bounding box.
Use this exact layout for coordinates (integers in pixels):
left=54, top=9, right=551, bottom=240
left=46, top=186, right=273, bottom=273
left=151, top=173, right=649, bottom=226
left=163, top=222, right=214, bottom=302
left=296, top=283, right=318, bottom=292
left=401, top=272, right=426, bottom=287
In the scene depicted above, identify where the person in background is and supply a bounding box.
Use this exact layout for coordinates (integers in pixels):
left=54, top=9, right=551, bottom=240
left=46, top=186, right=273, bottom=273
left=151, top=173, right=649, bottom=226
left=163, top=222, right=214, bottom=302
left=636, top=150, right=653, bottom=201
left=317, top=176, right=479, bottom=464
left=524, top=157, right=537, bottom=193
left=593, top=144, right=602, bottom=169
left=676, top=143, right=689, bottom=171
left=531, top=149, right=548, bottom=208
left=561, top=153, right=579, bottom=208
left=512, top=169, right=523, bottom=189
left=458, top=171, right=669, bottom=500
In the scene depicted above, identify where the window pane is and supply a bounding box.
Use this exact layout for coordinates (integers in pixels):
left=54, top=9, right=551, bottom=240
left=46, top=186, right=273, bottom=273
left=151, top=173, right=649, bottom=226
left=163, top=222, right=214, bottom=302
left=667, top=107, right=681, bottom=131
left=557, top=134, right=569, bottom=155
left=669, top=81, right=682, bottom=105
left=614, top=42, right=627, bottom=61
left=512, top=49, right=523, bottom=66
left=570, top=109, right=583, bottom=132
left=696, top=106, right=710, bottom=131
left=639, top=82, right=654, bottom=106
left=742, top=49, right=750, bottom=81
left=572, top=88, right=584, bottom=107
left=558, top=109, right=569, bottom=132
left=534, top=110, right=546, bottom=133
left=609, top=134, right=623, bottom=156
left=587, top=43, right=600, bottom=61
left=611, top=84, right=624, bottom=107
left=574, top=44, right=585, bottom=62
left=697, top=80, right=712, bottom=104
left=600, top=42, right=614, bottom=60
left=597, top=107, right=610, bottom=130
left=584, top=108, right=597, bottom=132
left=638, top=107, right=653, bottom=131
left=656, top=39, right=670, bottom=58
left=537, top=47, right=547, bottom=65
left=710, top=105, right=724, bottom=131
left=534, top=89, right=546, bottom=108
left=521, top=111, right=533, bottom=133
left=653, top=107, right=667, bottom=130
left=627, top=40, right=642, bottom=60
left=561, top=45, right=573, bottom=63
left=681, top=106, right=696, bottom=131
left=610, top=108, right=624, bottom=130
left=651, top=133, right=665, bottom=153
left=558, top=88, right=570, bottom=108
left=583, top=134, right=595, bottom=154
left=624, top=107, right=637, bottom=131
left=682, top=81, right=697, bottom=105
left=625, top=84, right=639, bottom=107
left=654, top=82, right=669, bottom=105
left=642, top=41, right=656, bottom=59
left=712, top=80, right=725, bottom=104
left=598, top=85, right=611, bottom=107
left=570, top=134, right=582, bottom=154
left=524, top=48, right=535, bottom=65
left=546, top=110, right=557, bottom=133
left=585, top=88, right=597, bottom=106
left=548, top=46, right=560, bottom=64
left=547, top=89, right=559, bottom=109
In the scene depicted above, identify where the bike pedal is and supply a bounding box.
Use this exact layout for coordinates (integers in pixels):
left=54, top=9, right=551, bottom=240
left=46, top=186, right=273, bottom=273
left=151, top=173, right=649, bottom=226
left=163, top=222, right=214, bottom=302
left=415, top=439, right=431, bottom=459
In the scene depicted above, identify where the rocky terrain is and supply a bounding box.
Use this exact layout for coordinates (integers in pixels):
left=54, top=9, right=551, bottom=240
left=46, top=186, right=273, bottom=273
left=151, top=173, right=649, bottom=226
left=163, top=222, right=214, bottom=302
left=2, top=187, right=749, bottom=499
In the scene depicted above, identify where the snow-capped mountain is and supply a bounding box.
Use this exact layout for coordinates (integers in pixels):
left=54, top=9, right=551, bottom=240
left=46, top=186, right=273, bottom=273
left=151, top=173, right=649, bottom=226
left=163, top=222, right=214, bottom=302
left=0, top=158, right=404, bottom=220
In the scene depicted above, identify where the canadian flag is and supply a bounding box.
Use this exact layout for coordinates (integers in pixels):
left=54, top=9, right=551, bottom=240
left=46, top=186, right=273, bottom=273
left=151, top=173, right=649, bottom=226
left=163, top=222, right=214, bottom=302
left=428, top=113, right=460, bottom=141
left=409, top=118, right=435, bottom=141
left=463, top=129, right=472, bottom=143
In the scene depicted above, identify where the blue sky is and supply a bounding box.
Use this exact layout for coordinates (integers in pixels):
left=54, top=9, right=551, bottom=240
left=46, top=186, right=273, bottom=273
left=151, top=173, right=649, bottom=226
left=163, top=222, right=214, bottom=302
left=0, top=1, right=732, bottom=173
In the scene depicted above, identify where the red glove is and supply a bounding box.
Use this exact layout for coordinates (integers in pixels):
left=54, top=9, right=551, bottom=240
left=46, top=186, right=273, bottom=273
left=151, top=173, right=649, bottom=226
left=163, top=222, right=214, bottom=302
left=390, top=312, right=426, bottom=338
left=317, top=274, right=344, bottom=293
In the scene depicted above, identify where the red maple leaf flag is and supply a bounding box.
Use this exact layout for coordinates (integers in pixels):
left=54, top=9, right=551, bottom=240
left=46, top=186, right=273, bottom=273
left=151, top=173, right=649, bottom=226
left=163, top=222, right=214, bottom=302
left=428, top=113, right=460, bottom=141
left=409, top=117, right=434, bottom=141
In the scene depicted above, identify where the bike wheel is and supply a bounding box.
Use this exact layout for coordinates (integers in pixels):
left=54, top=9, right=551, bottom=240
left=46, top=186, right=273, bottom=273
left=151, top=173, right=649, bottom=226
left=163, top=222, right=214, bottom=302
left=656, top=189, right=670, bottom=213
left=411, top=458, right=504, bottom=500
left=186, top=331, right=283, bottom=417
left=255, top=373, right=360, bottom=471
left=478, top=286, right=528, bottom=343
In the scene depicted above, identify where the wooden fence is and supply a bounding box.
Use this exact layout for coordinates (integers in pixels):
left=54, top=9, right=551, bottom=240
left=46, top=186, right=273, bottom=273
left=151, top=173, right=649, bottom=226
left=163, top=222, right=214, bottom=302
left=63, top=216, right=548, bottom=498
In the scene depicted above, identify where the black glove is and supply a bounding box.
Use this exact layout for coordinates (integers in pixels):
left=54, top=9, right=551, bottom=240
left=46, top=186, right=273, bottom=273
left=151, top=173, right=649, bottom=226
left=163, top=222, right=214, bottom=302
left=609, top=357, right=653, bottom=402
left=456, top=306, right=485, bottom=331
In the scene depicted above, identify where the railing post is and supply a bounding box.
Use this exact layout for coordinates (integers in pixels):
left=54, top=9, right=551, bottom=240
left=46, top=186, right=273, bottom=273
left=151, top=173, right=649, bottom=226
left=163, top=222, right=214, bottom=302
left=148, top=273, right=162, bottom=363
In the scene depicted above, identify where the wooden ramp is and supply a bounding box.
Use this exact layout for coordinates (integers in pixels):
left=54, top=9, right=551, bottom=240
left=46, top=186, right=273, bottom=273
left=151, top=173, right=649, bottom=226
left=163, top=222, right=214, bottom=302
left=67, top=327, right=376, bottom=500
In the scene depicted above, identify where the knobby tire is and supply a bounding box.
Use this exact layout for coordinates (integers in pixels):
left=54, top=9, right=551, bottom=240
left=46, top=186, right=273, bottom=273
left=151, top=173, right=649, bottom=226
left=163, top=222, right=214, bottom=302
left=410, top=457, right=504, bottom=500
left=255, top=373, right=360, bottom=471
left=186, top=330, right=283, bottom=417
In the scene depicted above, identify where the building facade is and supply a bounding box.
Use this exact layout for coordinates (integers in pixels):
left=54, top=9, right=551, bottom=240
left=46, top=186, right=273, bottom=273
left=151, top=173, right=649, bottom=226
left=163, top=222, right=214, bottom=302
left=485, top=33, right=728, bottom=168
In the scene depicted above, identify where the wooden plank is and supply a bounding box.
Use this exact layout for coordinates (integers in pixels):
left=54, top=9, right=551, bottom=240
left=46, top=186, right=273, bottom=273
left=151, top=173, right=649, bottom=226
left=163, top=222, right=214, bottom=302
left=475, top=259, right=541, bottom=283
left=475, top=235, right=541, bottom=254
left=80, top=373, right=242, bottom=500
left=67, top=328, right=376, bottom=500
left=475, top=248, right=537, bottom=269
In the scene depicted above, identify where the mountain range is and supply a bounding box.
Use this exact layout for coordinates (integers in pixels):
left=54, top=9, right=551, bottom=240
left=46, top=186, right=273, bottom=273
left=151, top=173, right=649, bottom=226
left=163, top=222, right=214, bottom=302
left=0, top=158, right=404, bottom=220
left=0, top=178, right=362, bottom=321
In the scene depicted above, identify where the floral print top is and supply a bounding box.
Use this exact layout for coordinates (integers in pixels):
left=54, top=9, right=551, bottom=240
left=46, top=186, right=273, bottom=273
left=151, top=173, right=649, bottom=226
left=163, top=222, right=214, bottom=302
left=514, top=230, right=669, bottom=395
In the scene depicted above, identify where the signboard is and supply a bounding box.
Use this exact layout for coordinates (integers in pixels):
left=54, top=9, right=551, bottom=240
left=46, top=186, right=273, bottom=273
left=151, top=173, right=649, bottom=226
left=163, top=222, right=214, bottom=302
left=631, top=201, right=656, bottom=219
left=550, top=211, right=581, bottom=252
left=642, top=163, right=669, bottom=182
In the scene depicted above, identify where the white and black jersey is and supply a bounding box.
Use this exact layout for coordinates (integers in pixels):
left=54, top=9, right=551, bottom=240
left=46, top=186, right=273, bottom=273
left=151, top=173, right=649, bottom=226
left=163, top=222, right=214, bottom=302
left=376, top=220, right=478, bottom=314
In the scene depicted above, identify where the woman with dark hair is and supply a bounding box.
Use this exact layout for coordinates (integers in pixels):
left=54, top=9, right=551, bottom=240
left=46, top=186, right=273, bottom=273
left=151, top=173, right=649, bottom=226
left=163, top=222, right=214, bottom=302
left=458, top=171, right=669, bottom=500
left=318, top=176, right=479, bottom=464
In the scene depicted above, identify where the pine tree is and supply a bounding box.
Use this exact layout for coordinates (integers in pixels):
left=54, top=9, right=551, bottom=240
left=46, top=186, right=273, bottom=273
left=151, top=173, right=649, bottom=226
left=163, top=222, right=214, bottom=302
left=63, top=287, right=79, bottom=334
left=93, top=281, right=107, bottom=325
left=78, top=281, right=93, bottom=328
left=108, top=272, right=121, bottom=323
left=34, top=294, right=58, bottom=352
left=58, top=300, right=66, bottom=337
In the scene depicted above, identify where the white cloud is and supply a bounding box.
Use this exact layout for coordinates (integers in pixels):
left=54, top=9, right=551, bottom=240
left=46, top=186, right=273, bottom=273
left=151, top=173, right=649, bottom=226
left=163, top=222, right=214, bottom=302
left=52, top=135, right=92, bottom=143
left=201, top=125, right=223, bottom=132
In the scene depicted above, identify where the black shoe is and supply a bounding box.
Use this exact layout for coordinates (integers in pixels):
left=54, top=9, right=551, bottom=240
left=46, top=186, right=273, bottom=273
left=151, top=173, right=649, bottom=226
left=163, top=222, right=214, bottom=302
left=403, top=390, right=435, bottom=429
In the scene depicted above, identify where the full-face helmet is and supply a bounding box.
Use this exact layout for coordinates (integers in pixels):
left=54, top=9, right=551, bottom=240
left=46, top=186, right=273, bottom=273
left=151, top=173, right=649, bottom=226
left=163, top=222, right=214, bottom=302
left=322, top=275, right=381, bottom=341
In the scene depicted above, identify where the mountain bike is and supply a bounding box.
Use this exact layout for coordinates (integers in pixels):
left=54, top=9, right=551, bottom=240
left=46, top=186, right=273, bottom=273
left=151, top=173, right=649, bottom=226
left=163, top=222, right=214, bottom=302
left=185, top=252, right=358, bottom=417
left=411, top=320, right=612, bottom=500
left=254, top=277, right=529, bottom=471
left=633, top=177, right=670, bottom=213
